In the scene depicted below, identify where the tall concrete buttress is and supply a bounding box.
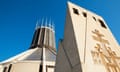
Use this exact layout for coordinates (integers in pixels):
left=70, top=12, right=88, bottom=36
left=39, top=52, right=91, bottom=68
left=0, top=21, right=56, bottom=72
left=55, top=2, right=120, bottom=72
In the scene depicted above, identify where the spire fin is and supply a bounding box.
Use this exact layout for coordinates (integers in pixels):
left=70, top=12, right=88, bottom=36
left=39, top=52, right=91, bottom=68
left=52, top=21, right=55, bottom=31
left=35, top=20, right=39, bottom=29
left=45, top=18, right=47, bottom=27
left=41, top=18, right=44, bottom=27
left=49, top=18, right=51, bottom=28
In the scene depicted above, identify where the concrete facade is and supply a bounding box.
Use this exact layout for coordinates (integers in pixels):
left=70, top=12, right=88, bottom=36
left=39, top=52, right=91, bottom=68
left=55, top=2, right=120, bottom=72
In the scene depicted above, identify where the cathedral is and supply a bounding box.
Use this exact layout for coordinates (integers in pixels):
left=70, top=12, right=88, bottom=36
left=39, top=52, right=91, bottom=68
left=0, top=1, right=120, bottom=72
left=0, top=20, right=56, bottom=72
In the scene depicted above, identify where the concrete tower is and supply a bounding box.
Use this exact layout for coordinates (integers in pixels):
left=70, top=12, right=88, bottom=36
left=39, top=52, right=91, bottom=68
left=0, top=20, right=56, bottom=72
left=55, top=2, right=120, bottom=72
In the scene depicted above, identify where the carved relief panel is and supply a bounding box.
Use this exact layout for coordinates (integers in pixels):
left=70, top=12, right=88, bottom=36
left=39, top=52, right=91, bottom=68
left=91, top=29, right=120, bottom=72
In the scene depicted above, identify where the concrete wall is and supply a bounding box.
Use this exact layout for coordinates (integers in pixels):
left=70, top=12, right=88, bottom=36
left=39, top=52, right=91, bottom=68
left=55, top=1, right=120, bottom=72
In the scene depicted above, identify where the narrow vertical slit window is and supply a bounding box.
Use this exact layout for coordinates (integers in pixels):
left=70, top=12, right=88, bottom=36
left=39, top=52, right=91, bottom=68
left=3, top=67, right=7, bottom=72
left=39, top=65, right=43, bottom=72
left=46, top=29, right=49, bottom=47
left=8, top=64, right=12, bottom=72
left=40, top=28, right=45, bottom=47
left=73, top=8, right=79, bottom=15
left=35, top=28, right=40, bottom=46
left=30, top=28, right=41, bottom=48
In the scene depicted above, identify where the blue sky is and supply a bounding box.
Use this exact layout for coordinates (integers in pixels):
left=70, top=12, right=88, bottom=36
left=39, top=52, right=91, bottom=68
left=0, top=0, right=120, bottom=61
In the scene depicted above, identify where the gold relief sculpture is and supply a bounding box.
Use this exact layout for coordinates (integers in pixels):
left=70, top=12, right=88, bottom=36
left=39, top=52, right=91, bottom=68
left=91, top=29, right=120, bottom=72
left=91, top=50, right=101, bottom=64
left=92, top=29, right=109, bottom=45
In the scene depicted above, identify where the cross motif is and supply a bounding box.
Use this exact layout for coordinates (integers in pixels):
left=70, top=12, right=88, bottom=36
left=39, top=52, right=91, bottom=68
left=92, top=29, right=109, bottom=45
left=91, top=29, right=120, bottom=72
